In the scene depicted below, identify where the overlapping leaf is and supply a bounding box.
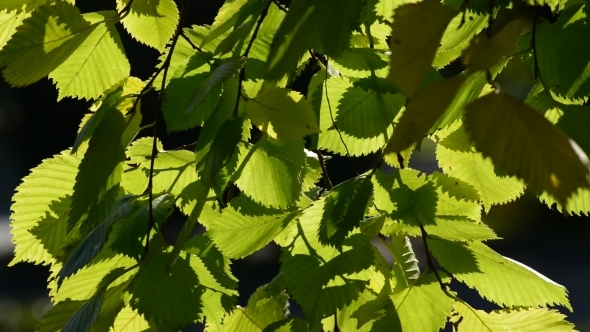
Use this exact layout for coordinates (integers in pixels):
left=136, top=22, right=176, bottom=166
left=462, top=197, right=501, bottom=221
left=219, top=285, right=289, bottom=331
left=162, top=52, right=222, bottom=132
left=117, top=0, right=179, bottom=51
left=309, top=74, right=392, bottom=156
left=436, top=122, right=525, bottom=210
left=430, top=239, right=571, bottom=310
left=265, top=0, right=364, bottom=80
left=246, top=85, right=320, bottom=140
left=319, top=177, right=373, bottom=247
left=454, top=302, right=576, bottom=332
left=234, top=135, right=306, bottom=208
left=535, top=4, right=590, bottom=99
left=464, top=91, right=590, bottom=206
left=208, top=196, right=299, bottom=258
left=0, top=2, right=130, bottom=99
left=388, top=0, right=457, bottom=97
left=10, top=150, right=80, bottom=266
left=386, top=74, right=466, bottom=152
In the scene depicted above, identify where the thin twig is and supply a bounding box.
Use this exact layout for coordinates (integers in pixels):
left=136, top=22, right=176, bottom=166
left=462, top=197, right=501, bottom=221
left=419, top=224, right=447, bottom=291
left=531, top=6, right=540, bottom=79
left=316, top=150, right=333, bottom=190
left=181, top=31, right=203, bottom=52
left=142, top=0, right=189, bottom=260
left=233, top=0, right=273, bottom=117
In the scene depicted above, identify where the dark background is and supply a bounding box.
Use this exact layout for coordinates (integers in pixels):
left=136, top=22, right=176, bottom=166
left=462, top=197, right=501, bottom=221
left=0, top=1, right=588, bottom=331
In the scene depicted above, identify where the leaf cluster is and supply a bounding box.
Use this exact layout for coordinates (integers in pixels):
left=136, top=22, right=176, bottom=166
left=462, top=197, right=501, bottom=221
left=4, top=0, right=587, bottom=331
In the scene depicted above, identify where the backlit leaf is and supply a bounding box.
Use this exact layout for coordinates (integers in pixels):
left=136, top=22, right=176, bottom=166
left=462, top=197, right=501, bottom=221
left=454, top=302, right=576, bottom=332
left=430, top=239, right=572, bottom=310
left=388, top=0, right=457, bottom=97
left=464, top=91, right=590, bottom=206
left=208, top=196, right=299, bottom=258
left=234, top=135, right=306, bottom=208
left=117, top=0, right=179, bottom=51
left=245, top=85, right=320, bottom=140
left=386, top=74, right=466, bottom=152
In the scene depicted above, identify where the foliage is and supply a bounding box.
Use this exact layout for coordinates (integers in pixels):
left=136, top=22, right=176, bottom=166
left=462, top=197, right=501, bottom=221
left=4, top=0, right=588, bottom=330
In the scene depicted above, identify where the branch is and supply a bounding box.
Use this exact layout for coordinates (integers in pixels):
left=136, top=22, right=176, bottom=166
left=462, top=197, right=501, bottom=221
left=233, top=0, right=273, bottom=117
left=142, top=0, right=189, bottom=259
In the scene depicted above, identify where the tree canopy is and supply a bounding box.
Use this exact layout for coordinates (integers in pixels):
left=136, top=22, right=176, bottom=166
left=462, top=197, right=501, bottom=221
left=4, top=0, right=589, bottom=331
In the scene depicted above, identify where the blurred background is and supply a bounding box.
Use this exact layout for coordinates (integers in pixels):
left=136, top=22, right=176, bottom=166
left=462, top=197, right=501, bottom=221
left=0, top=1, right=588, bottom=331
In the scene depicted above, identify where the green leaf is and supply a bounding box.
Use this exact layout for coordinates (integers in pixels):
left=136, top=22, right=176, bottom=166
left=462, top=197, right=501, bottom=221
left=110, top=305, right=153, bottom=332
left=535, top=4, right=590, bottom=99
left=208, top=196, right=299, bottom=258
left=372, top=169, right=438, bottom=228
left=389, top=235, right=420, bottom=292
left=184, top=56, right=246, bottom=117
left=220, top=284, right=289, bottom=331
left=429, top=239, right=572, bottom=310
left=151, top=28, right=199, bottom=89
left=454, top=302, right=576, bottom=332
left=0, top=8, right=28, bottom=52
left=234, top=135, right=306, bottom=208
left=281, top=235, right=375, bottom=324
left=262, top=318, right=309, bottom=332
left=330, top=48, right=389, bottom=78
left=52, top=252, right=136, bottom=303
left=109, top=194, right=174, bottom=260
left=117, top=0, right=179, bottom=51
left=435, top=122, right=525, bottom=210
left=58, top=195, right=134, bottom=285
left=202, top=0, right=267, bottom=48
left=127, top=239, right=204, bottom=326
left=389, top=273, right=454, bottom=332
left=162, top=52, right=222, bottom=132
left=310, top=74, right=392, bottom=156
left=10, top=149, right=80, bottom=266
left=464, top=90, right=590, bottom=206
left=61, top=285, right=107, bottom=332
left=433, top=10, right=488, bottom=69
left=386, top=74, right=466, bottom=152
left=0, top=2, right=130, bottom=99
left=49, top=10, right=130, bottom=100
left=265, top=0, right=364, bottom=80
left=387, top=0, right=457, bottom=97
left=335, top=87, right=405, bottom=139
left=67, top=86, right=138, bottom=235
left=354, top=273, right=453, bottom=331
left=319, top=177, right=373, bottom=247
left=462, top=18, right=529, bottom=72
left=183, top=235, right=238, bottom=326
left=40, top=270, right=131, bottom=332
left=245, top=85, right=320, bottom=140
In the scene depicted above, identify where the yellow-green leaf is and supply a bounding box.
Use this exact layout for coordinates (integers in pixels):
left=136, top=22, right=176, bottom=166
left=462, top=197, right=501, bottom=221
left=462, top=17, right=530, bottom=72
left=386, top=74, right=466, bottom=152
left=464, top=90, right=590, bottom=206
left=245, top=85, right=320, bottom=140
left=388, top=0, right=457, bottom=97
left=117, top=0, right=179, bottom=51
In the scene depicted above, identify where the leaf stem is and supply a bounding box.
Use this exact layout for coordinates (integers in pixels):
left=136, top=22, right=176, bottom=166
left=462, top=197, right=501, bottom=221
left=233, top=0, right=273, bottom=118
left=419, top=224, right=447, bottom=291
left=315, top=150, right=333, bottom=190
left=142, top=0, right=189, bottom=259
